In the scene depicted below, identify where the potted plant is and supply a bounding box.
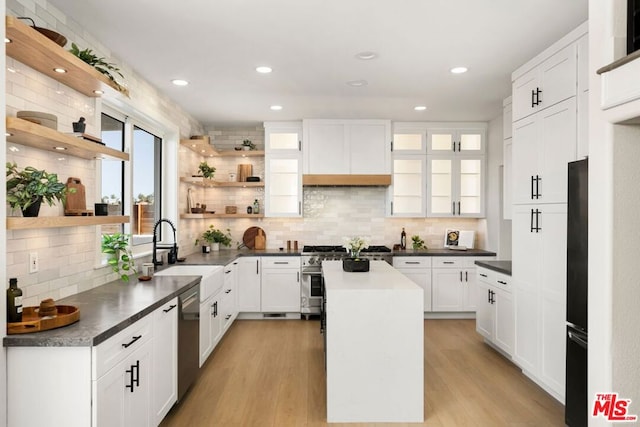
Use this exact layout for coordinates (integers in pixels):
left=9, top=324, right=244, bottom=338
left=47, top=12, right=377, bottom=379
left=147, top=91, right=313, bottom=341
left=69, top=43, right=126, bottom=92
left=343, top=236, right=370, bottom=272
left=198, top=161, right=216, bottom=179
left=411, top=235, right=426, bottom=250
left=101, top=233, right=137, bottom=282
left=6, top=162, right=72, bottom=217
left=241, top=139, right=256, bottom=151
left=196, top=225, right=232, bottom=252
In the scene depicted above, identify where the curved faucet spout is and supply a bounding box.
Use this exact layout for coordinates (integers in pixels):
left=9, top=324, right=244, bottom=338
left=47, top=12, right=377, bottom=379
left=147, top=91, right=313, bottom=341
left=152, top=218, right=177, bottom=266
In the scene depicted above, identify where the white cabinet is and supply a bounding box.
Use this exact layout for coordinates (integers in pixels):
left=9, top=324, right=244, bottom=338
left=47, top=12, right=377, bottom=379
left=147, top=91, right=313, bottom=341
left=475, top=268, right=514, bottom=357
left=392, top=122, right=427, bottom=154
left=389, top=154, right=427, bottom=217
left=512, top=97, right=576, bottom=205
left=221, top=260, right=238, bottom=331
left=261, top=257, right=301, bottom=312
left=264, top=121, right=303, bottom=217
left=426, top=127, right=485, bottom=155
left=393, top=257, right=432, bottom=311
left=512, top=43, right=577, bottom=122
left=94, top=316, right=154, bottom=427
left=512, top=203, right=567, bottom=399
left=503, top=97, right=513, bottom=220
left=237, top=256, right=262, bottom=312
left=302, top=119, right=391, bottom=175
left=431, top=257, right=480, bottom=312
left=199, top=290, right=222, bottom=366
left=152, top=298, right=178, bottom=425
left=427, top=155, right=485, bottom=217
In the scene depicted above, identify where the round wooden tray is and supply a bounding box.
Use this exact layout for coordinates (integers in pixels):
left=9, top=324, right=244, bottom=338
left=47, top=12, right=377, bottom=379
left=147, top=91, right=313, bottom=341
left=7, top=305, right=80, bottom=334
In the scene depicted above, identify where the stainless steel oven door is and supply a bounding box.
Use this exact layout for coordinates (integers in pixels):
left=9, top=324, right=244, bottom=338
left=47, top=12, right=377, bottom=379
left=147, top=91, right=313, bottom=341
left=301, top=270, right=323, bottom=317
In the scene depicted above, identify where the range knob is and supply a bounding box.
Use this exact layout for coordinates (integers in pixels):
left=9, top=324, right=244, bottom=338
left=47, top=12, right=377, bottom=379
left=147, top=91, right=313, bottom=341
left=308, top=257, right=316, bottom=265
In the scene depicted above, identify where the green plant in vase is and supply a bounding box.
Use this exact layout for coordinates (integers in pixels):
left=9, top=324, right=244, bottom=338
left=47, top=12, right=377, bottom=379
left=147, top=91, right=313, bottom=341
left=196, top=225, right=232, bottom=251
left=198, top=161, right=216, bottom=179
left=242, top=139, right=256, bottom=150
left=411, top=235, right=426, bottom=250
left=101, top=233, right=137, bottom=282
left=6, top=162, right=72, bottom=217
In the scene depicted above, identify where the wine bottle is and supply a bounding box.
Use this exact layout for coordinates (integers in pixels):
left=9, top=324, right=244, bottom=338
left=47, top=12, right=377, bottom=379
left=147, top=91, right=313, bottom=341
left=401, top=227, right=407, bottom=250
left=7, top=278, right=23, bottom=323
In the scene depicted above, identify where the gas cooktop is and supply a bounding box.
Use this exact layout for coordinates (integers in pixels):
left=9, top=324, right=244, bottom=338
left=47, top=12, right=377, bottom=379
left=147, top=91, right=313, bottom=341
left=302, top=245, right=392, bottom=253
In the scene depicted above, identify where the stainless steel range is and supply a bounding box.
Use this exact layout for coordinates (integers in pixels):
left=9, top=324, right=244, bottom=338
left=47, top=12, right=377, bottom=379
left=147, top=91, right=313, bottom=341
left=300, top=245, right=392, bottom=319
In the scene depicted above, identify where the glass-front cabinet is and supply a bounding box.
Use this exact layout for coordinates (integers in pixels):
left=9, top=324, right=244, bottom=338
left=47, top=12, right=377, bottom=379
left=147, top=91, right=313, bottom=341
left=389, top=155, right=427, bottom=217
left=427, top=155, right=485, bottom=218
left=264, top=122, right=303, bottom=217
left=392, top=123, right=427, bottom=154
left=427, top=128, right=485, bottom=155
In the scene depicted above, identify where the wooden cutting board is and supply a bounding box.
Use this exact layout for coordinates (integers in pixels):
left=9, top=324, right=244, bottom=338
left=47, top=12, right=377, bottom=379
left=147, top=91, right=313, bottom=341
left=64, top=177, right=90, bottom=215
left=243, top=226, right=265, bottom=249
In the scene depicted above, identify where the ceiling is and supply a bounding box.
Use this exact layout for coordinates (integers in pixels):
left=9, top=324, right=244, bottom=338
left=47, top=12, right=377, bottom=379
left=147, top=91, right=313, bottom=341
left=48, top=0, right=588, bottom=127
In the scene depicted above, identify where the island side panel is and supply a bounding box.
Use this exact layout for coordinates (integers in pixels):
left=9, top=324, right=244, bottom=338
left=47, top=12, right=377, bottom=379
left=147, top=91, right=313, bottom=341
left=325, top=263, right=424, bottom=423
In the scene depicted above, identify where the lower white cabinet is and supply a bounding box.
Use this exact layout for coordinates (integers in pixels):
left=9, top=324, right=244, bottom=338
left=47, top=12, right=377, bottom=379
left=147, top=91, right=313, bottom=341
left=152, top=298, right=178, bottom=425
left=475, top=269, right=514, bottom=356
left=393, top=257, right=432, bottom=311
left=431, top=257, right=481, bottom=312
left=199, top=290, right=222, bottom=366
left=261, top=257, right=301, bottom=312
left=221, top=260, right=238, bottom=330
left=237, top=256, right=262, bottom=312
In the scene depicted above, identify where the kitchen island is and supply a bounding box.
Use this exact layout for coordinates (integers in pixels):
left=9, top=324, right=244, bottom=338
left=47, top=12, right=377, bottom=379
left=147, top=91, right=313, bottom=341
left=323, top=260, right=424, bottom=423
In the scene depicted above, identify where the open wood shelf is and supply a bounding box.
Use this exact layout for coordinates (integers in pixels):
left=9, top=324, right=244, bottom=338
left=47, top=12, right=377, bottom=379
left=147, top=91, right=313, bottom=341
left=181, top=213, right=264, bottom=219
left=180, top=140, right=264, bottom=158
left=7, top=215, right=130, bottom=230
left=5, top=16, right=129, bottom=97
left=180, top=176, right=263, bottom=188
left=6, top=117, right=129, bottom=161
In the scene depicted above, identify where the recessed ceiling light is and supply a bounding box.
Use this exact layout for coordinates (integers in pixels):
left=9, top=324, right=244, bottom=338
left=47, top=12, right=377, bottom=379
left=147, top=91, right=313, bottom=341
left=5, top=37, right=11, bottom=43
left=450, top=66, right=468, bottom=74
left=53, top=67, right=67, bottom=73
left=414, top=106, right=427, bottom=111
left=256, top=66, right=272, bottom=74
left=270, top=105, right=283, bottom=111
left=347, top=80, right=368, bottom=87
left=355, top=51, right=378, bottom=60
left=54, top=146, right=67, bottom=151
left=93, top=90, right=104, bottom=95
left=171, top=79, right=189, bottom=86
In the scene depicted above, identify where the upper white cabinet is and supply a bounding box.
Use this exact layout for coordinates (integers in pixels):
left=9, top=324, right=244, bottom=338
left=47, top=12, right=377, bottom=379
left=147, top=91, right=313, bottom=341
left=512, top=97, right=577, bottom=205
left=512, top=43, right=577, bottom=122
left=427, top=127, right=486, bottom=155
left=302, top=119, right=391, bottom=175
left=503, top=97, right=513, bottom=220
left=392, top=122, right=427, bottom=154
left=427, top=155, right=485, bottom=218
left=389, top=155, right=427, bottom=217
left=264, top=122, right=303, bottom=217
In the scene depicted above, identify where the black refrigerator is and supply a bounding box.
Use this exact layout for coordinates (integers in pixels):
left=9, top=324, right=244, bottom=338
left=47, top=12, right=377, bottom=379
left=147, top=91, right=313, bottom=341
left=565, top=158, right=588, bottom=427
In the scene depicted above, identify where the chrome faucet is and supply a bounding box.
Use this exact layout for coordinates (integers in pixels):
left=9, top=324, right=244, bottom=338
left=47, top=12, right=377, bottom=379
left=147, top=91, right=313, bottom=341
left=153, top=218, right=178, bottom=266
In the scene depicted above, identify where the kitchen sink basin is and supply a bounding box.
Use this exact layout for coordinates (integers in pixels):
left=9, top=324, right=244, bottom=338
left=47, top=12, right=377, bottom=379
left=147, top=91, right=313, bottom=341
left=155, top=265, right=223, bottom=301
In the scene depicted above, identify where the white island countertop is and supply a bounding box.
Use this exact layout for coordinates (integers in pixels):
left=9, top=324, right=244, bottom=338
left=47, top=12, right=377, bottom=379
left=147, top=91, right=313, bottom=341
left=323, top=260, right=424, bottom=423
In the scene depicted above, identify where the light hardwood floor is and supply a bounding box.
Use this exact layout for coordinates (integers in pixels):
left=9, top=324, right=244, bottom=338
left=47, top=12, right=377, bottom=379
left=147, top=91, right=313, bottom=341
left=161, top=319, right=564, bottom=427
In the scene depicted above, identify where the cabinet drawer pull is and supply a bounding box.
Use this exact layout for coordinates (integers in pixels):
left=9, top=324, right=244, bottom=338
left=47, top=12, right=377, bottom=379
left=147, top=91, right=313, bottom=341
left=225, top=289, right=232, bottom=294
left=480, top=273, right=488, bottom=277
left=122, top=335, right=142, bottom=349
left=497, top=280, right=507, bottom=285
left=225, top=314, right=232, bottom=320
left=443, top=261, right=455, bottom=264
left=273, top=261, right=289, bottom=265
left=406, top=261, right=420, bottom=265
left=225, top=270, right=231, bottom=274
left=163, top=304, right=177, bottom=313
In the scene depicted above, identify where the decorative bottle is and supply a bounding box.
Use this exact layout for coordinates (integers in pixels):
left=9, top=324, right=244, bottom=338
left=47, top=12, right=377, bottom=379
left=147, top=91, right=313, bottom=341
left=401, top=228, right=407, bottom=250
left=253, top=199, right=260, bottom=214
left=7, top=278, right=23, bottom=323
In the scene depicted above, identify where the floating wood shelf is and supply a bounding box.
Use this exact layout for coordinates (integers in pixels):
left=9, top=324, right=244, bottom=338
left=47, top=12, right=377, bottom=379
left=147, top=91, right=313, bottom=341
left=181, top=213, right=264, bottom=219
left=6, top=117, right=129, bottom=161
left=180, top=140, right=264, bottom=158
left=5, top=16, right=129, bottom=97
left=180, top=176, right=264, bottom=188
left=7, top=215, right=130, bottom=230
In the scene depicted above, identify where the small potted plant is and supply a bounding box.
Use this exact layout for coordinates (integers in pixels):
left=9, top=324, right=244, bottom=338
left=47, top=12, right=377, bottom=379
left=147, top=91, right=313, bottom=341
left=196, top=225, right=232, bottom=252
left=6, top=162, right=72, bottom=217
left=343, top=236, right=370, bottom=272
left=198, top=161, right=216, bottom=179
left=241, top=139, right=256, bottom=151
left=101, top=233, right=137, bottom=282
left=411, top=235, right=427, bottom=250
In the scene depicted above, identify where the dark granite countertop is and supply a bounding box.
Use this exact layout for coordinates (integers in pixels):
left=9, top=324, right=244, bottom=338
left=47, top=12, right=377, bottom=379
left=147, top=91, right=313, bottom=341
left=392, top=248, right=497, bottom=257
left=474, top=260, right=512, bottom=276
left=4, top=275, right=199, bottom=348
left=174, top=248, right=301, bottom=267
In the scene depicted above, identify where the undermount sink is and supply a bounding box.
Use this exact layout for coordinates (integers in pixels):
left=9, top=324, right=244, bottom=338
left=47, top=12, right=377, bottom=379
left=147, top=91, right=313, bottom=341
left=154, top=265, right=223, bottom=301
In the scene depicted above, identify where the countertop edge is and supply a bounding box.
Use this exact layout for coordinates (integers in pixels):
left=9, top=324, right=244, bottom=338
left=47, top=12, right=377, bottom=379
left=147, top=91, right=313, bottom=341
left=474, top=260, right=512, bottom=276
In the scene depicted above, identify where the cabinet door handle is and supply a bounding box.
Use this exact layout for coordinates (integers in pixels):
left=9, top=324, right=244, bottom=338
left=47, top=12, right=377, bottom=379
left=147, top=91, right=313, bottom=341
left=457, top=201, right=461, bottom=215
left=256, top=260, right=259, bottom=274
left=452, top=202, right=455, bottom=215
left=531, top=176, right=535, bottom=200
left=530, top=208, right=535, bottom=233
left=122, top=335, right=142, bottom=349
left=531, top=89, right=536, bottom=108
left=214, top=301, right=218, bottom=317
left=460, top=271, right=463, bottom=282
left=225, top=314, right=232, bottom=320
left=225, top=270, right=231, bottom=274
left=535, top=88, right=542, bottom=106
left=487, top=289, right=492, bottom=303
left=536, top=175, right=542, bottom=199
left=125, top=364, right=135, bottom=393
left=297, top=271, right=300, bottom=282
left=390, top=201, right=394, bottom=215
left=458, top=141, right=461, bottom=152
left=299, top=201, right=302, bottom=215
left=132, top=360, right=140, bottom=389
left=163, top=304, right=177, bottom=313
left=465, top=271, right=468, bottom=282
left=298, top=140, right=302, bottom=151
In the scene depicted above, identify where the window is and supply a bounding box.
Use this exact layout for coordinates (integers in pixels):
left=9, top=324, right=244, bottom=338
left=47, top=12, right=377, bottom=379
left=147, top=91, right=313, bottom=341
left=132, top=126, right=162, bottom=245
left=100, top=114, right=124, bottom=235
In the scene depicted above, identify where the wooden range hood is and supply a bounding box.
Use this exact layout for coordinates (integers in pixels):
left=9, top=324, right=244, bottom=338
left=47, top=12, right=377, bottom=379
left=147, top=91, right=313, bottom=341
left=302, top=174, right=392, bottom=186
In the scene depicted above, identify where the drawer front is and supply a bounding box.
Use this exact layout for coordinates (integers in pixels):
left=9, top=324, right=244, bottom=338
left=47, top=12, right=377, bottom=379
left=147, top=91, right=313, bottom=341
left=477, top=268, right=495, bottom=284
left=432, top=257, right=463, bottom=268
left=261, top=257, right=301, bottom=268
left=393, top=257, right=432, bottom=269
left=94, top=315, right=152, bottom=379
left=494, top=272, right=511, bottom=291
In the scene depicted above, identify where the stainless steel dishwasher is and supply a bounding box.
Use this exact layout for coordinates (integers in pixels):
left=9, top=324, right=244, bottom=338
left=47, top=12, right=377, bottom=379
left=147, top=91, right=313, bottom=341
left=177, top=284, right=200, bottom=401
